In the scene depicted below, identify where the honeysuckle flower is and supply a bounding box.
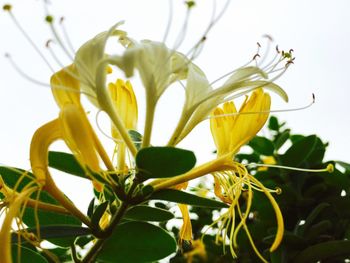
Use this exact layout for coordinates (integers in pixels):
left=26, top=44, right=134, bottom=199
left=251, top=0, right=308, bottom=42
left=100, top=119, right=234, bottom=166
left=183, top=239, right=207, bottom=263
left=108, top=78, right=138, bottom=172
left=108, top=79, right=138, bottom=138
left=111, top=39, right=190, bottom=147
left=74, top=22, right=138, bottom=156
left=174, top=182, right=193, bottom=245
left=168, top=65, right=288, bottom=146
left=208, top=89, right=283, bottom=261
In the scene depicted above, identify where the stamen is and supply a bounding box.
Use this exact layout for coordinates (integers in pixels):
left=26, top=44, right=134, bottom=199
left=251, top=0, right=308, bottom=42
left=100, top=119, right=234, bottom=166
left=45, top=15, right=74, bottom=61
left=59, top=17, right=76, bottom=54
left=4, top=8, right=55, bottom=72
left=186, top=0, right=230, bottom=60
left=172, top=6, right=192, bottom=51
left=248, top=163, right=334, bottom=173
left=46, top=39, right=65, bottom=68
left=4, top=53, right=50, bottom=87
left=162, top=0, right=174, bottom=43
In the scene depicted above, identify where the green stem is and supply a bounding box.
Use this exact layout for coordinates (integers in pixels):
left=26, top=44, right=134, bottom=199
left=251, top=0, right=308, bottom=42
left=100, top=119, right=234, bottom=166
left=80, top=181, right=139, bottom=262
left=142, top=98, right=156, bottom=148
left=167, top=110, right=190, bottom=146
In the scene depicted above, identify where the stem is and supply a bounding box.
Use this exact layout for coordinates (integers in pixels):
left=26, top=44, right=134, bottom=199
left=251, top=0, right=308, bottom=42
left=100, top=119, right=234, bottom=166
left=117, top=143, right=126, bottom=172
left=95, top=61, right=138, bottom=157
left=80, top=181, right=138, bottom=262
left=142, top=98, right=156, bottom=148
left=24, top=198, right=69, bottom=214
left=167, top=110, right=190, bottom=146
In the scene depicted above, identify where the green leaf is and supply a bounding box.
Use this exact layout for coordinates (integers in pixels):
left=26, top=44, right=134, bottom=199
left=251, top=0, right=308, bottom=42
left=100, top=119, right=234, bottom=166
left=292, top=240, right=350, bottom=263
left=125, top=205, right=174, bottom=222
left=0, top=167, right=81, bottom=229
left=274, top=129, right=290, bottom=150
left=249, top=136, right=275, bottom=155
left=48, top=151, right=87, bottom=179
left=129, top=130, right=142, bottom=150
left=149, top=189, right=227, bottom=208
left=91, top=201, right=109, bottom=229
left=280, top=135, right=317, bottom=167
left=268, top=116, right=279, bottom=131
left=136, top=147, right=196, bottom=179
left=12, top=225, right=91, bottom=244
left=98, top=221, right=176, bottom=263
left=11, top=245, right=48, bottom=263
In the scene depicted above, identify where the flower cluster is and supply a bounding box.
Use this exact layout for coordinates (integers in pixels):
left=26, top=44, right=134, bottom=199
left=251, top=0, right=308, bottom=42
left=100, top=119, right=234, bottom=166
left=0, top=2, right=329, bottom=263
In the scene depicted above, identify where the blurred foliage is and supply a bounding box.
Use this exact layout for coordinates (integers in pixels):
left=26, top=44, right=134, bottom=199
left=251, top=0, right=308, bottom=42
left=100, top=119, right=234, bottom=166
left=170, top=116, right=350, bottom=262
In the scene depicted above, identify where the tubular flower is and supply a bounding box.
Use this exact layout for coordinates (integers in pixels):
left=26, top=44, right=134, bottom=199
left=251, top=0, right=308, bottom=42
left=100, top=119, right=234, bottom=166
left=30, top=119, right=61, bottom=185
left=50, top=65, right=114, bottom=188
left=209, top=89, right=283, bottom=262
left=108, top=79, right=138, bottom=138
left=108, top=79, right=138, bottom=172
left=174, top=182, right=193, bottom=245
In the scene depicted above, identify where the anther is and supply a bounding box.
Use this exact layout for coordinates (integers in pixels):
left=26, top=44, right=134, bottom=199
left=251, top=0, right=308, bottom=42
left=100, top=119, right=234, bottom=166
left=45, top=39, right=52, bottom=48
left=276, top=45, right=280, bottom=53
left=275, top=188, right=282, bottom=195
left=59, top=16, right=65, bottom=24
left=2, top=4, right=12, bottom=11
left=263, top=34, right=274, bottom=42
left=257, top=42, right=261, bottom=48
left=312, top=93, right=316, bottom=103
left=327, top=164, right=334, bottom=173
left=253, top=54, right=260, bottom=60
left=45, top=15, right=54, bottom=24
left=185, top=1, right=196, bottom=9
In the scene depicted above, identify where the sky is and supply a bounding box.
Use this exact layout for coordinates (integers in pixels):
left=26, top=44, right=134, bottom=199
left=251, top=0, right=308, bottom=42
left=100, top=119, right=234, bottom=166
left=1, top=0, right=350, bottom=209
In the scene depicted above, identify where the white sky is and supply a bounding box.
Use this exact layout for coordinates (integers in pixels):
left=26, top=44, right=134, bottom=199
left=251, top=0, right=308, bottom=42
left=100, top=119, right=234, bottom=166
left=1, top=0, right=350, bottom=209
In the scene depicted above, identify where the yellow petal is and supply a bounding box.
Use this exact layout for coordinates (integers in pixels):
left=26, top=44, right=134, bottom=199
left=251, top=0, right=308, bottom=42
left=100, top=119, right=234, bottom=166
left=30, top=119, right=61, bottom=184
left=50, top=64, right=81, bottom=109
left=229, top=88, right=271, bottom=153
left=178, top=204, right=193, bottom=242
left=59, top=104, right=100, bottom=173
left=108, top=79, right=138, bottom=139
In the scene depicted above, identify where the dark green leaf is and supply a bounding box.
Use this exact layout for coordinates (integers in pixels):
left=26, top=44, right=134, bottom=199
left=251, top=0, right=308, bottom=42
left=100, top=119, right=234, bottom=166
left=98, top=221, right=176, bottom=263
left=249, top=136, right=275, bottom=155
left=11, top=245, right=48, bottom=263
left=11, top=225, right=91, bottom=244
left=87, top=198, right=95, bottom=218
left=268, top=116, right=279, bottom=131
left=136, top=147, right=196, bottom=179
left=274, top=129, right=290, bottom=150
left=292, top=240, right=350, bottom=263
left=91, top=201, right=109, bottom=229
left=280, top=135, right=317, bottom=167
left=149, top=189, right=227, bottom=208
left=125, top=205, right=174, bottom=222
left=48, top=151, right=87, bottom=179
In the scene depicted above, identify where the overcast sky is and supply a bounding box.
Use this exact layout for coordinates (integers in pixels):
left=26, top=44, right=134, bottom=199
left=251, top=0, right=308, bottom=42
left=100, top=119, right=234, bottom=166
left=1, top=0, right=350, bottom=208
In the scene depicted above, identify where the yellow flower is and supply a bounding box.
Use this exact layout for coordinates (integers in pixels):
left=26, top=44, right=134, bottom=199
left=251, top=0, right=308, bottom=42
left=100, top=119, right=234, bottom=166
left=108, top=79, right=138, bottom=172
left=108, top=79, right=138, bottom=139
left=183, top=239, right=207, bottom=263
left=209, top=88, right=283, bottom=262
left=210, top=88, right=271, bottom=157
